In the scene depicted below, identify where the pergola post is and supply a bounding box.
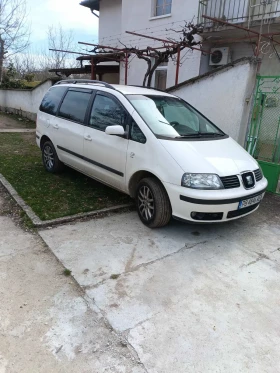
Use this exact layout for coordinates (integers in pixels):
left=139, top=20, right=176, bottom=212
left=91, top=57, right=96, bottom=80
left=124, top=53, right=128, bottom=85
left=175, top=46, right=181, bottom=85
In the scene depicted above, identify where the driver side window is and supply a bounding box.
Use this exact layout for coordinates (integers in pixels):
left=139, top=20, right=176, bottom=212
left=89, top=94, right=127, bottom=131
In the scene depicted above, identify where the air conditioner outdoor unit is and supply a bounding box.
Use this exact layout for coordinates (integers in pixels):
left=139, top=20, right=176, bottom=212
left=209, top=47, right=231, bottom=66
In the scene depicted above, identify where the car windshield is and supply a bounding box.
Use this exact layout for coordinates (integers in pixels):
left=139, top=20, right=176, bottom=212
left=127, top=94, right=225, bottom=140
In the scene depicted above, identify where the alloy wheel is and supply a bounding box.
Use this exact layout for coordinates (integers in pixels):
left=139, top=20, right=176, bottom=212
left=43, top=145, right=54, bottom=170
left=138, top=185, right=155, bottom=221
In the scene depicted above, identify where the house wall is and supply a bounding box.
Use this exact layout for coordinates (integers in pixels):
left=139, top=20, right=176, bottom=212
left=99, top=0, right=202, bottom=87
left=0, top=80, right=54, bottom=121
left=99, top=0, right=122, bottom=41
left=168, top=59, right=258, bottom=146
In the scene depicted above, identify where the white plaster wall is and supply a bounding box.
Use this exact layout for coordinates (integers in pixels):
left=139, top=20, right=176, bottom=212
left=99, top=0, right=201, bottom=87
left=0, top=80, right=53, bottom=120
left=99, top=0, right=122, bottom=42
left=169, top=60, right=257, bottom=145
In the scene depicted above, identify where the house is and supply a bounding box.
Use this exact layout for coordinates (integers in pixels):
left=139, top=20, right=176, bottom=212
left=80, top=0, right=280, bottom=88
left=80, top=0, right=280, bottom=194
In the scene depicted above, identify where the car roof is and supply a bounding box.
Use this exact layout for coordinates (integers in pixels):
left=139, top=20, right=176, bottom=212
left=52, top=81, right=174, bottom=97
left=112, top=84, right=173, bottom=96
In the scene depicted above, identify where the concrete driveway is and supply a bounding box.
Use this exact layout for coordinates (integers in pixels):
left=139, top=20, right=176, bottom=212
left=39, top=194, right=280, bottom=373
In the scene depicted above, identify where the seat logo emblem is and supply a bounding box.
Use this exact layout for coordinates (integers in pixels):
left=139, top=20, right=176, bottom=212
left=246, top=175, right=253, bottom=185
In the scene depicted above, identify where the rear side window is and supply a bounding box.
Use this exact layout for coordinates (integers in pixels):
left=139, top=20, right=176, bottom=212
left=89, top=94, right=127, bottom=131
left=58, top=89, right=92, bottom=123
left=40, top=87, right=67, bottom=115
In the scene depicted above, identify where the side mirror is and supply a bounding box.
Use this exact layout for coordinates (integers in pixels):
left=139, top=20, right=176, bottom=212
left=105, top=125, right=125, bottom=136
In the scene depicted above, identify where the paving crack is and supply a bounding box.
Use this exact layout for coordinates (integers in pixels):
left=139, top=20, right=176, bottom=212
left=84, top=240, right=208, bottom=292
left=126, top=240, right=208, bottom=275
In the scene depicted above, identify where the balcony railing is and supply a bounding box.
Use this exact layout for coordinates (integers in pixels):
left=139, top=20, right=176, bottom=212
left=198, top=0, right=280, bottom=28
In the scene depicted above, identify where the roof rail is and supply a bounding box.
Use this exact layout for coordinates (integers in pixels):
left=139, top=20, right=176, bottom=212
left=55, top=79, right=115, bottom=90
left=128, top=85, right=163, bottom=92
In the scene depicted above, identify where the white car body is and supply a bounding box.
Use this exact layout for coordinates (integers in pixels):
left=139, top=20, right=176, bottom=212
left=36, top=81, right=267, bottom=226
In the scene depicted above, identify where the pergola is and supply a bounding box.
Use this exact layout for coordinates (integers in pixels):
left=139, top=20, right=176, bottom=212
left=49, top=51, right=125, bottom=80
left=49, top=14, right=280, bottom=84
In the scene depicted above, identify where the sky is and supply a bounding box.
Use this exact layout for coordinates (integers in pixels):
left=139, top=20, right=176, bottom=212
left=27, top=0, right=99, bottom=52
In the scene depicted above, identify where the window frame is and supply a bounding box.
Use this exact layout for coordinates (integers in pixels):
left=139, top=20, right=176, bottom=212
left=153, top=0, right=172, bottom=17
left=86, top=90, right=130, bottom=135
left=129, top=117, right=147, bottom=144
left=56, top=87, right=94, bottom=125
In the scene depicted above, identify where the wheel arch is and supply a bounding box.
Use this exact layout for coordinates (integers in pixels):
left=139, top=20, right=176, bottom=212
left=128, top=170, right=164, bottom=198
left=40, top=135, right=52, bottom=149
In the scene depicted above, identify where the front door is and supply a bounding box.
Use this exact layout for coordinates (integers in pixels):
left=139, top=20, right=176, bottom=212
left=83, top=92, right=129, bottom=190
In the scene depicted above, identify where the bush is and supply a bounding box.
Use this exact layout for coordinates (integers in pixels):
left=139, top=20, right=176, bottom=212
left=0, top=63, right=26, bottom=89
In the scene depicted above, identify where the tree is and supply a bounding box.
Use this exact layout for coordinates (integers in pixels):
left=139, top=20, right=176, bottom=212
left=0, top=0, right=30, bottom=83
left=47, top=24, right=78, bottom=70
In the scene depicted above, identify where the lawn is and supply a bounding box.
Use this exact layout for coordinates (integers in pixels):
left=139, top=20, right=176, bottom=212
left=0, top=133, right=131, bottom=220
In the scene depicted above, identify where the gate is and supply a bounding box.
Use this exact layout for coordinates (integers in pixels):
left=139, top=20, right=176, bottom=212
left=247, top=75, right=280, bottom=194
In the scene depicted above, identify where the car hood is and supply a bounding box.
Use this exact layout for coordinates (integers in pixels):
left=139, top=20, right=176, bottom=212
left=159, top=137, right=259, bottom=176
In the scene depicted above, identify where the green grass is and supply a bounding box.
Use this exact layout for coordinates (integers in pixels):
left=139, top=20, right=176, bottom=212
left=0, top=133, right=131, bottom=221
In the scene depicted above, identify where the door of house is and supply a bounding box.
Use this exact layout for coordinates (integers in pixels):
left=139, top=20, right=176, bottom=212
left=247, top=75, right=280, bottom=194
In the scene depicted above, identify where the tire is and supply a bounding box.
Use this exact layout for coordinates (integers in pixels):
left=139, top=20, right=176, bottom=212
left=136, top=177, right=172, bottom=228
left=42, top=141, right=64, bottom=173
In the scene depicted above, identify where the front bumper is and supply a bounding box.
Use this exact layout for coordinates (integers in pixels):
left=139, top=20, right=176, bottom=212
left=164, top=178, right=268, bottom=223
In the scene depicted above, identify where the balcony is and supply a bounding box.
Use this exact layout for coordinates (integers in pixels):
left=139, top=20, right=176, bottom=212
left=198, top=0, right=280, bottom=30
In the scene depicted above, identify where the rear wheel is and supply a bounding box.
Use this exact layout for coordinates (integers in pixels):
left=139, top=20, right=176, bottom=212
left=136, top=177, right=172, bottom=228
left=42, top=141, right=64, bottom=173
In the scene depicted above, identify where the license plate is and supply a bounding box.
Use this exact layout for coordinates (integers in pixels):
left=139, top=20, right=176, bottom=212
left=238, top=193, right=264, bottom=209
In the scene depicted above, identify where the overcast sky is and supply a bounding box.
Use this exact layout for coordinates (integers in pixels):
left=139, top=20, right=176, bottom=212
left=27, top=0, right=99, bottom=51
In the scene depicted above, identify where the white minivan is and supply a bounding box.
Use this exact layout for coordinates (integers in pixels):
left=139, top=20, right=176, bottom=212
left=36, top=80, right=267, bottom=228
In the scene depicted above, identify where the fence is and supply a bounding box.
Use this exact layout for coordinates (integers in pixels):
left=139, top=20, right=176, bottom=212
left=247, top=75, right=280, bottom=194
left=0, top=79, right=58, bottom=121
left=198, top=0, right=280, bottom=27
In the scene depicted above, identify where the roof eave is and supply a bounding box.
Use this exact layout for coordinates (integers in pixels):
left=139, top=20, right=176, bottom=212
left=80, top=0, right=100, bottom=11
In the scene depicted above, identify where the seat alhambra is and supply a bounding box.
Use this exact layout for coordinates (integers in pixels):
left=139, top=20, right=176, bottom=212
left=36, top=80, right=267, bottom=228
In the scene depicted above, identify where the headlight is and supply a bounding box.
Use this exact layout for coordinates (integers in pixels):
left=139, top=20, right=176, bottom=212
left=181, top=173, right=224, bottom=190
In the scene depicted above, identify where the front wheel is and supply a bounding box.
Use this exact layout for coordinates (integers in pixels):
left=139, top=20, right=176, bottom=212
left=42, top=141, right=64, bottom=173
left=136, top=177, right=172, bottom=228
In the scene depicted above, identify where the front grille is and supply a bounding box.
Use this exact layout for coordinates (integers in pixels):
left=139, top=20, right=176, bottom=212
left=220, top=175, right=240, bottom=189
left=254, top=168, right=263, bottom=182
left=227, top=204, right=259, bottom=219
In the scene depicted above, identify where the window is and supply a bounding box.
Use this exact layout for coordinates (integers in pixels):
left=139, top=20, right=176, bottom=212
left=130, top=120, right=146, bottom=144
left=40, top=87, right=67, bottom=116
left=89, top=94, right=127, bottom=131
left=127, top=94, right=225, bottom=140
left=154, top=0, right=172, bottom=16
left=154, top=59, right=168, bottom=90
left=58, top=89, right=92, bottom=123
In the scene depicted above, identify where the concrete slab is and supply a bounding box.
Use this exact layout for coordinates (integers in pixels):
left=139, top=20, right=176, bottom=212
left=39, top=195, right=280, bottom=372
left=0, top=192, right=146, bottom=373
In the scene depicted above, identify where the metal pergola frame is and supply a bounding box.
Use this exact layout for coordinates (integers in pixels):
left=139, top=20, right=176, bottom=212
left=49, top=17, right=280, bottom=85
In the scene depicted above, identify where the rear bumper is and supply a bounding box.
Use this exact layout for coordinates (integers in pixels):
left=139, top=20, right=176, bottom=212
left=164, top=178, right=268, bottom=223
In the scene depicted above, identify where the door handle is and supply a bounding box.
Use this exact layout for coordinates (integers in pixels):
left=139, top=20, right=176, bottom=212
left=53, top=124, right=59, bottom=130
left=84, top=135, right=92, bottom=141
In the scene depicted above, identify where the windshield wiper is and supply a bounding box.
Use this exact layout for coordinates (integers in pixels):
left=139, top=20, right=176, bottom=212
left=198, top=132, right=224, bottom=137
left=176, top=132, right=224, bottom=138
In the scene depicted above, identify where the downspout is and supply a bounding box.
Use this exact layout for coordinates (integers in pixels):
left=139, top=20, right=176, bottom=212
left=91, top=9, right=99, bottom=18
